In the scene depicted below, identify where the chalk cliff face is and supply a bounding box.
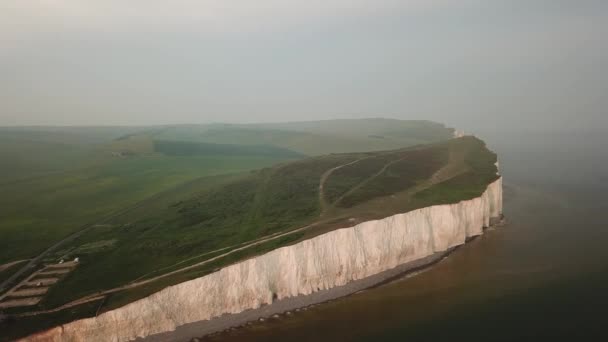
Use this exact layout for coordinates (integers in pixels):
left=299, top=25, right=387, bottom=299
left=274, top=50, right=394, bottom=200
left=24, top=178, right=502, bottom=342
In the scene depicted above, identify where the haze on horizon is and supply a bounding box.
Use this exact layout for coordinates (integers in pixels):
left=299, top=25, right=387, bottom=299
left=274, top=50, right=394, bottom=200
left=0, top=0, right=606, bottom=133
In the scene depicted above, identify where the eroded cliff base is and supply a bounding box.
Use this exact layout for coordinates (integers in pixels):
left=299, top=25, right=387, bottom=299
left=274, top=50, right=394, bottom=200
left=144, top=216, right=507, bottom=342
left=141, top=250, right=450, bottom=342
left=145, top=217, right=507, bottom=342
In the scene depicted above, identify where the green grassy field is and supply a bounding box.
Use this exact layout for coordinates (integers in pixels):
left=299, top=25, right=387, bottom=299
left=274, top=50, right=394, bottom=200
left=0, top=120, right=453, bottom=265
left=154, top=119, right=454, bottom=155
left=28, top=136, right=496, bottom=310
left=0, top=154, right=292, bottom=264
left=0, top=119, right=469, bottom=340
left=331, top=146, right=450, bottom=208
left=0, top=263, right=25, bottom=286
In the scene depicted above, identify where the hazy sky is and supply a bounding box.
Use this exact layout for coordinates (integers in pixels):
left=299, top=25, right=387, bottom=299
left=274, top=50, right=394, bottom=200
left=0, top=0, right=606, bottom=132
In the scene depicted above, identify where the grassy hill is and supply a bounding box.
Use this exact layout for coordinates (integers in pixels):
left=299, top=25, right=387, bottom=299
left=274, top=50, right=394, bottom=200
left=154, top=119, right=454, bottom=155
left=0, top=119, right=453, bottom=265
left=153, top=140, right=303, bottom=158
left=12, top=136, right=495, bottom=310
left=0, top=119, right=472, bottom=340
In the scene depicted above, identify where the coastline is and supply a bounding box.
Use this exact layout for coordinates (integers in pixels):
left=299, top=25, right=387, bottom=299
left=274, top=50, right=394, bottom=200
left=21, top=177, right=502, bottom=342
left=142, top=216, right=506, bottom=342
left=141, top=251, right=452, bottom=342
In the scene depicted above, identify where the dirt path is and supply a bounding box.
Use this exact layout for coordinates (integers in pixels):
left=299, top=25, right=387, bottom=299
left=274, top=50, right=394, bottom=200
left=429, top=147, right=468, bottom=184
left=331, top=154, right=409, bottom=208
left=0, top=222, right=108, bottom=294
left=398, top=147, right=469, bottom=198
left=17, top=218, right=331, bottom=317
left=0, top=268, right=49, bottom=303
left=318, top=157, right=370, bottom=214
left=0, top=262, right=78, bottom=308
left=0, top=260, right=28, bottom=273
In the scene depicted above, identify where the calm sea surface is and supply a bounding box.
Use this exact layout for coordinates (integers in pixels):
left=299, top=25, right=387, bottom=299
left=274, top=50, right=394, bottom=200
left=203, top=132, right=608, bottom=341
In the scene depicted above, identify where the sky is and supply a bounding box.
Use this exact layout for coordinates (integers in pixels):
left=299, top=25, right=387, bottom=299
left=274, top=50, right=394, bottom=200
left=0, top=0, right=606, bottom=132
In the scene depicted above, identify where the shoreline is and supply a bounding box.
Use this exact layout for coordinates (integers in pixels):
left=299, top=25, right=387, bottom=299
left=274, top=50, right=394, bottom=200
left=19, top=177, right=502, bottom=342
left=141, top=217, right=505, bottom=342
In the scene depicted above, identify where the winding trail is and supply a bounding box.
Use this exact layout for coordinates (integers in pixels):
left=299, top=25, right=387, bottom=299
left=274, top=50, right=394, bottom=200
left=331, top=154, right=410, bottom=208
left=318, top=157, right=371, bottom=214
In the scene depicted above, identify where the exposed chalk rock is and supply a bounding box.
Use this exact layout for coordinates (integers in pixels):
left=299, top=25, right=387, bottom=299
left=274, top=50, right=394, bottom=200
left=453, top=130, right=466, bottom=138
left=22, top=178, right=502, bottom=342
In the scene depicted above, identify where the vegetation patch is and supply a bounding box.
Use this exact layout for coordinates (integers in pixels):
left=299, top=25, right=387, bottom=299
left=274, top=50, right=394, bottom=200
left=153, top=140, right=303, bottom=158
left=339, top=146, right=450, bottom=208
left=0, top=264, right=24, bottom=289
left=323, top=153, right=397, bottom=204
left=0, top=154, right=289, bottom=264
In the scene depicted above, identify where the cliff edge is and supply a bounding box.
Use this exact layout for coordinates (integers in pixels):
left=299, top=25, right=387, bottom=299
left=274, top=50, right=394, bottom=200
left=23, top=176, right=502, bottom=342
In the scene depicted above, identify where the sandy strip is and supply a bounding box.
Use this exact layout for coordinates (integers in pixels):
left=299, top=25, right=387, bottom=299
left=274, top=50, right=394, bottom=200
left=38, top=269, right=71, bottom=276
left=45, top=262, right=78, bottom=269
left=140, top=248, right=456, bottom=342
left=9, top=287, right=49, bottom=297
left=0, top=297, right=42, bottom=309
left=24, top=278, right=58, bottom=287
left=0, top=260, right=29, bottom=273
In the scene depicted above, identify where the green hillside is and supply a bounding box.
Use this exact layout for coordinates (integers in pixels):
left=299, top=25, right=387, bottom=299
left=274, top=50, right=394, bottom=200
left=0, top=119, right=470, bottom=340
left=0, top=127, right=139, bottom=183
left=153, top=119, right=455, bottom=155
left=0, top=138, right=499, bottom=340
left=0, top=119, right=453, bottom=264
left=153, top=140, right=303, bottom=158
left=19, top=137, right=497, bottom=312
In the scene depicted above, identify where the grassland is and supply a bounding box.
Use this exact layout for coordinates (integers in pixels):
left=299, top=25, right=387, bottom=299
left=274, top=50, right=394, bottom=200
left=0, top=119, right=468, bottom=340
left=0, top=120, right=452, bottom=264
left=37, top=154, right=363, bottom=307
left=155, top=119, right=454, bottom=155
left=0, top=262, right=26, bottom=287
left=10, top=136, right=496, bottom=312
left=0, top=154, right=292, bottom=264
left=153, top=140, right=303, bottom=158
left=330, top=146, right=450, bottom=208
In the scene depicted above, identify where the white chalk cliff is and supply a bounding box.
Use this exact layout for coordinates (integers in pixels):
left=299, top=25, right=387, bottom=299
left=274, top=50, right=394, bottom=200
left=23, top=177, right=503, bottom=342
